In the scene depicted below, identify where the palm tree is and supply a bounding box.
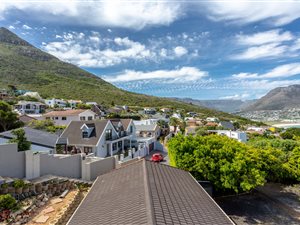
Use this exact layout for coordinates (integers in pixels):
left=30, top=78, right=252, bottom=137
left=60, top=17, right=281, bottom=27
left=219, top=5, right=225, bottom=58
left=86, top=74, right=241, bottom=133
left=169, top=117, right=181, bottom=133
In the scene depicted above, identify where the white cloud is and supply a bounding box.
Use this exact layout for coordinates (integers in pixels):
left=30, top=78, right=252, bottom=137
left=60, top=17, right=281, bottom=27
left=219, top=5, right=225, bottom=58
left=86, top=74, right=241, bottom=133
left=219, top=93, right=250, bottom=100
left=231, top=29, right=299, bottom=60
left=8, top=25, right=15, bottom=29
left=236, top=29, right=294, bottom=46
left=22, top=24, right=32, bottom=30
left=232, top=63, right=300, bottom=79
left=201, top=1, right=300, bottom=26
left=102, top=67, right=208, bottom=82
left=231, top=43, right=288, bottom=60
left=43, top=33, right=156, bottom=68
left=173, top=46, right=188, bottom=57
left=0, top=0, right=182, bottom=30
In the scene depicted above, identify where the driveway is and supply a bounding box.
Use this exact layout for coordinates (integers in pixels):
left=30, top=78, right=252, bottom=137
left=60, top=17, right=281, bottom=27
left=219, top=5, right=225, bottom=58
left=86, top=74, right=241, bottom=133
left=145, top=150, right=169, bottom=165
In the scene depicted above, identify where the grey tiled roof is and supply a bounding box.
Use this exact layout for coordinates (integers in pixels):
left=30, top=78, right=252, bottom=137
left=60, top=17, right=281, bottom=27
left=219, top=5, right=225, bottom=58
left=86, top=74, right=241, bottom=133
left=68, top=160, right=233, bottom=225
left=0, top=127, right=58, bottom=148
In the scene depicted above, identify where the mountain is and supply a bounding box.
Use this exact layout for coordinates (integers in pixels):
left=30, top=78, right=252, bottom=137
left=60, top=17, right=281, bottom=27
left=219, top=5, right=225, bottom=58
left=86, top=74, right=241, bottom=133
left=0, top=27, right=254, bottom=122
left=242, top=85, right=300, bottom=111
left=173, top=98, right=256, bottom=113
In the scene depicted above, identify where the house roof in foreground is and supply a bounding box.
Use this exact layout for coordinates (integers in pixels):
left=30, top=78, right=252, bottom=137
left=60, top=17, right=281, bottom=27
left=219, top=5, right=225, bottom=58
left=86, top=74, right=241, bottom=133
left=0, top=127, right=58, bottom=148
left=67, top=160, right=233, bottom=225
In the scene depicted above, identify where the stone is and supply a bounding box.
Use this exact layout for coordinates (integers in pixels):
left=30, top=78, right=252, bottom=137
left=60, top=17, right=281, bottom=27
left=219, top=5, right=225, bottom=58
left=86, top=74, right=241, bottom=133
left=43, top=206, right=55, bottom=214
left=51, top=198, right=63, bottom=204
left=43, top=197, right=49, bottom=202
left=35, top=215, right=49, bottom=223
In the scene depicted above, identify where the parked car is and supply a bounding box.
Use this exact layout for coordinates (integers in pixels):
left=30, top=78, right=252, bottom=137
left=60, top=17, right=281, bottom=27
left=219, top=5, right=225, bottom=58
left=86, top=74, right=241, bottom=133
left=151, top=153, right=164, bottom=162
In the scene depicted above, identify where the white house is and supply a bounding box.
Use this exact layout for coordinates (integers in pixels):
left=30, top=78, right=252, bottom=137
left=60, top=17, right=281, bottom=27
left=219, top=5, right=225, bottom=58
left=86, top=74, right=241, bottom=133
left=144, top=108, right=156, bottom=115
left=68, top=100, right=82, bottom=108
left=14, top=101, right=46, bottom=115
left=56, top=119, right=137, bottom=158
left=171, top=113, right=182, bottom=119
left=23, top=92, right=43, bottom=101
left=44, top=98, right=67, bottom=108
left=206, top=117, right=219, bottom=122
left=210, top=130, right=247, bottom=142
left=247, top=127, right=266, bottom=132
left=43, top=109, right=97, bottom=126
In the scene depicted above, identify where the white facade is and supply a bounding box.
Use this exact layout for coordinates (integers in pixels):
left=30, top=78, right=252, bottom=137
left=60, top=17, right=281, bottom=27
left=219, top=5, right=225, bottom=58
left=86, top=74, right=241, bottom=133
left=213, top=130, right=247, bottom=142
left=206, top=117, right=219, bottom=122
left=44, top=110, right=97, bottom=126
left=133, top=119, right=158, bottom=125
left=68, top=100, right=82, bottom=108
left=247, top=127, right=265, bottom=132
left=44, top=98, right=67, bottom=108
left=14, top=101, right=46, bottom=115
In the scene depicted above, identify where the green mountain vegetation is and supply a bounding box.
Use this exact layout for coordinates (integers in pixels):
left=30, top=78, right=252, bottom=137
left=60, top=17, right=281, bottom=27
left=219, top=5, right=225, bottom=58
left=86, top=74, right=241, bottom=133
left=0, top=27, right=255, bottom=123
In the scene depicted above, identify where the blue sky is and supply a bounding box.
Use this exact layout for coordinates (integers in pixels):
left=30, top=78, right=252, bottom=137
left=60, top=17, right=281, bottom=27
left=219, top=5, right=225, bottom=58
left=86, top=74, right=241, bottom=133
left=1, top=1, right=300, bottom=100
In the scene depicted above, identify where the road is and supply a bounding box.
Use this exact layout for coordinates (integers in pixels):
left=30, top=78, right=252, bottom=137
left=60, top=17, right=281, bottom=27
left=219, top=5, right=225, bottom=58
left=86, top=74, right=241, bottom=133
left=145, top=150, right=169, bottom=165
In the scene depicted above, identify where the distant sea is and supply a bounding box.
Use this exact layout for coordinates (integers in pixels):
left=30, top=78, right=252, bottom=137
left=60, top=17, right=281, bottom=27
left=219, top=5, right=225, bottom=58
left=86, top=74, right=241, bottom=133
left=273, top=123, right=300, bottom=129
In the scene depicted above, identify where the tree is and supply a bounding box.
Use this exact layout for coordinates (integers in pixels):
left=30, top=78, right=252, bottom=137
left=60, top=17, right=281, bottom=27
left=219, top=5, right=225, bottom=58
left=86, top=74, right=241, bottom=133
left=0, top=101, right=20, bottom=131
left=77, top=103, right=92, bottom=109
left=9, top=128, right=31, bottom=151
left=280, top=128, right=300, bottom=140
left=168, top=134, right=266, bottom=193
left=169, top=117, right=181, bottom=133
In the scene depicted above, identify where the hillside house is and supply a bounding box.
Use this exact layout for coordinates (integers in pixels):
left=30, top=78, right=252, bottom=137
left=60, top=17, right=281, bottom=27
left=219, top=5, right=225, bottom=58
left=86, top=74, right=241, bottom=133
left=209, top=130, right=247, bottom=142
left=144, top=107, right=156, bottom=115
left=0, top=127, right=58, bottom=152
left=44, top=98, right=67, bottom=108
left=56, top=119, right=136, bottom=157
left=219, top=121, right=235, bottom=130
left=14, top=101, right=46, bottom=114
left=68, top=100, right=82, bottom=108
left=43, top=109, right=96, bottom=126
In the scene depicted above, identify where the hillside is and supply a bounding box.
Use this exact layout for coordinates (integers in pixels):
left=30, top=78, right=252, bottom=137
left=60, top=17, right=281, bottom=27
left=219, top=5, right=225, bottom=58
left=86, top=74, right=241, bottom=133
left=0, top=27, right=254, bottom=122
left=174, top=98, right=256, bottom=113
left=243, top=85, right=300, bottom=111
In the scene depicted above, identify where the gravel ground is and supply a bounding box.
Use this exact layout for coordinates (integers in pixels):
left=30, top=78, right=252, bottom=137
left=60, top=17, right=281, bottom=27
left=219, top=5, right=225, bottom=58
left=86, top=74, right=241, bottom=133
left=216, top=184, right=300, bottom=225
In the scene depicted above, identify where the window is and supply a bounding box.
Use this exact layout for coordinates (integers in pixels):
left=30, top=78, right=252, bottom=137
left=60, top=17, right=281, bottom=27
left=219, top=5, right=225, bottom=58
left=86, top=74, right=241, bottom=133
left=62, top=117, right=67, bottom=120
left=26, top=104, right=31, bottom=109
left=83, top=147, right=92, bottom=154
left=80, top=116, right=85, bottom=121
left=88, top=116, right=93, bottom=121
left=105, top=129, right=112, bottom=140
left=55, top=117, right=58, bottom=120
left=130, top=126, right=133, bottom=133
left=82, top=131, right=89, bottom=138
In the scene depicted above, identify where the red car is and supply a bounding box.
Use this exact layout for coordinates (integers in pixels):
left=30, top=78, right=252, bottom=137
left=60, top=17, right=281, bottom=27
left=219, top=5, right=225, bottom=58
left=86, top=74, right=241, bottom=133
left=151, top=153, right=164, bottom=162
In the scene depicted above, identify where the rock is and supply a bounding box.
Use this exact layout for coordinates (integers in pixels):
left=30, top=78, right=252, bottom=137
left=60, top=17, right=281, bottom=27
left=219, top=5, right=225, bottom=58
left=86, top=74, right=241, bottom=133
left=43, top=197, right=49, bottom=202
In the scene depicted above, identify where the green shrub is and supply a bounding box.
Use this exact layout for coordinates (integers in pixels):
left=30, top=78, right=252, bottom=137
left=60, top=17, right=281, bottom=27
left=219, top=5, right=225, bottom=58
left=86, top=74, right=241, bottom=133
left=0, top=194, right=18, bottom=211
left=13, top=179, right=25, bottom=188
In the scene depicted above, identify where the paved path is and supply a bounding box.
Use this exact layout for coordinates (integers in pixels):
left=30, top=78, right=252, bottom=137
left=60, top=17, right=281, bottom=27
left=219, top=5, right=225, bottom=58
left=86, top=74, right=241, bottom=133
left=146, top=150, right=169, bottom=165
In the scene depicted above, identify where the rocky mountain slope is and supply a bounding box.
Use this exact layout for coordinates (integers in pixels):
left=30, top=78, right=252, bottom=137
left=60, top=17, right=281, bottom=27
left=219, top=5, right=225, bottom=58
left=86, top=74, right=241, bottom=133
left=243, top=85, right=300, bottom=111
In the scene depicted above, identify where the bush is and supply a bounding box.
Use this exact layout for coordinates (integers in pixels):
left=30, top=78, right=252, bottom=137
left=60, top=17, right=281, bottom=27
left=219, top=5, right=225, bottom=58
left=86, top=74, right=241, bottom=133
left=168, top=134, right=300, bottom=194
left=0, top=194, right=18, bottom=211
left=13, top=179, right=25, bottom=188
left=168, top=134, right=266, bottom=193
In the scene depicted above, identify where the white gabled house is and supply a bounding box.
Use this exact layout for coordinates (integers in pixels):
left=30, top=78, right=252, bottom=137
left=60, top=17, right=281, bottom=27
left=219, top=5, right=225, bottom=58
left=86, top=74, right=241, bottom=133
left=44, top=98, right=67, bottom=108
left=56, top=119, right=137, bottom=158
left=43, top=109, right=96, bottom=126
left=14, top=101, right=46, bottom=115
